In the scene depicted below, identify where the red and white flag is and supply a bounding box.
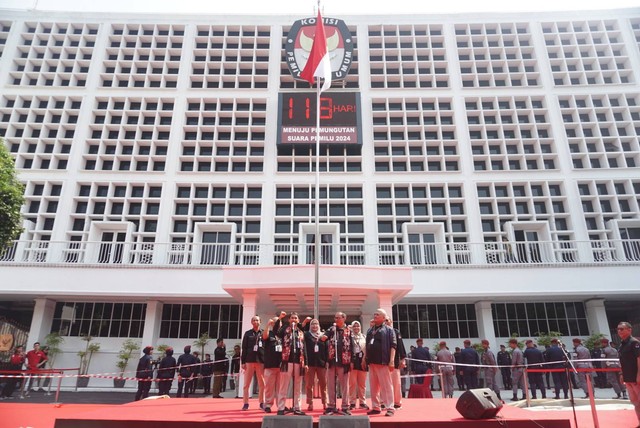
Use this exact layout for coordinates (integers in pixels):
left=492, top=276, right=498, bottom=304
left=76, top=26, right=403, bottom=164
left=300, top=10, right=332, bottom=92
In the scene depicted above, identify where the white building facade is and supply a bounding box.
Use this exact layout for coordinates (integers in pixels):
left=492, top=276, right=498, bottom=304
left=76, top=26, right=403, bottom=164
left=0, top=7, right=639, bottom=386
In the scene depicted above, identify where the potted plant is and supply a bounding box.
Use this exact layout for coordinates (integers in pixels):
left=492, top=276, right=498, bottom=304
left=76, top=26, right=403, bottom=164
left=43, top=332, right=65, bottom=388
left=114, top=339, right=140, bottom=388
left=77, top=334, right=100, bottom=387
left=193, top=333, right=211, bottom=389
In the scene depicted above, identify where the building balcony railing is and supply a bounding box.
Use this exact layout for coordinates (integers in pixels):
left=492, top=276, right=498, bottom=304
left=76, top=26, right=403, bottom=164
left=1, top=239, right=639, bottom=268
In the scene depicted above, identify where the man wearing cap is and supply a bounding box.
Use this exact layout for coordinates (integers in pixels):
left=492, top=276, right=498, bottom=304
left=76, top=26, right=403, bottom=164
left=546, top=338, right=569, bottom=399
left=481, top=340, right=501, bottom=399
left=617, top=321, right=640, bottom=426
left=411, top=338, right=430, bottom=385
left=523, top=340, right=546, bottom=399
left=134, top=346, right=154, bottom=401
left=240, top=316, right=265, bottom=410
left=509, top=338, right=526, bottom=401
left=460, top=339, right=479, bottom=390
left=365, top=308, right=397, bottom=417
left=497, top=344, right=512, bottom=390
left=436, top=341, right=455, bottom=398
left=600, top=337, right=627, bottom=399
left=572, top=338, right=593, bottom=399
left=157, top=347, right=176, bottom=396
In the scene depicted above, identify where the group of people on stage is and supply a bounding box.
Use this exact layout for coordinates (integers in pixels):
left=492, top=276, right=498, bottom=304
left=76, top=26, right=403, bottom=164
left=235, top=308, right=403, bottom=417
left=136, top=318, right=638, bottom=425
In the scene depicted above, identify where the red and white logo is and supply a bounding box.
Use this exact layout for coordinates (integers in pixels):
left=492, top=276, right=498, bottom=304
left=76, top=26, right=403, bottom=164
left=285, top=16, right=354, bottom=83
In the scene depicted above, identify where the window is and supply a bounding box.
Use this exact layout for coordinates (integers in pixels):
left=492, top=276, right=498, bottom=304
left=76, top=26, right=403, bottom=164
left=491, top=302, right=588, bottom=337
left=50, top=302, right=147, bottom=337
left=159, top=304, right=243, bottom=339
left=392, top=304, right=478, bottom=339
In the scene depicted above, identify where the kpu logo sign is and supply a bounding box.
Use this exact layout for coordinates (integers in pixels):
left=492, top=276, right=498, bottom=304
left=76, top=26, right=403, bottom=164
left=285, top=16, right=354, bottom=82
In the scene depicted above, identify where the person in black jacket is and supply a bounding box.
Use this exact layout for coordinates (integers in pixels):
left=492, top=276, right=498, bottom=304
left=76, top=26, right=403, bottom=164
left=157, top=347, right=176, bottom=396
left=385, top=317, right=407, bottom=410
left=190, top=351, right=201, bottom=394
left=212, top=338, right=227, bottom=398
left=176, top=345, right=197, bottom=398
left=262, top=317, right=283, bottom=413
left=497, top=344, right=512, bottom=390
left=134, top=346, right=154, bottom=401
left=240, top=316, right=265, bottom=410
left=230, top=345, right=240, bottom=394
left=200, top=353, right=213, bottom=395
left=304, top=318, right=327, bottom=412
left=523, top=340, right=546, bottom=399
left=460, top=340, right=479, bottom=390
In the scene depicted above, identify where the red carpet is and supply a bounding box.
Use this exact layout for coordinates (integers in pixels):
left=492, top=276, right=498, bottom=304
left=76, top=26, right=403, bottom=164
left=0, top=398, right=636, bottom=428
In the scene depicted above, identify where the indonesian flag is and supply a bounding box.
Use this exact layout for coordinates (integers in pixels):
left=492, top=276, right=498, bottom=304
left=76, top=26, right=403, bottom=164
left=300, top=10, right=332, bottom=92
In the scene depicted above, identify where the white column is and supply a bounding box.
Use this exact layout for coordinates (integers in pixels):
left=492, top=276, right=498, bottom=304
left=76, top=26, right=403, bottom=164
left=237, top=291, right=257, bottom=399
left=585, top=299, right=609, bottom=337
left=378, top=291, right=393, bottom=320
left=27, top=298, right=56, bottom=347
left=475, top=301, right=497, bottom=344
left=140, top=301, right=163, bottom=349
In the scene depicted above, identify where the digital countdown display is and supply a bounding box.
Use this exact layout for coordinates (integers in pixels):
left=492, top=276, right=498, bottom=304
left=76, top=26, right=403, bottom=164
left=277, top=92, right=362, bottom=145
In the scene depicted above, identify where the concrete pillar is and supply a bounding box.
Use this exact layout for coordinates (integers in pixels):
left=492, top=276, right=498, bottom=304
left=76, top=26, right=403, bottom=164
left=27, top=298, right=56, bottom=347
left=378, top=291, right=393, bottom=320
left=475, top=301, right=497, bottom=344
left=237, top=291, right=257, bottom=398
left=140, top=301, right=163, bottom=349
left=585, top=299, right=610, bottom=337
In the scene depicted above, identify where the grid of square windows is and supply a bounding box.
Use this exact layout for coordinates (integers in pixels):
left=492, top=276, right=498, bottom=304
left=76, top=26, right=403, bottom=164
left=160, top=304, right=242, bottom=339
left=70, top=182, right=163, bottom=243
left=368, top=24, right=447, bottom=89
left=1, top=95, right=79, bottom=170
left=181, top=99, right=266, bottom=173
left=392, top=304, right=478, bottom=339
left=273, top=185, right=365, bottom=264
left=192, top=25, right=270, bottom=89
left=102, top=24, right=183, bottom=88
left=456, top=22, right=538, bottom=88
left=466, top=97, right=557, bottom=171
left=372, top=98, right=458, bottom=172
left=542, top=20, right=633, bottom=86
left=22, top=181, right=63, bottom=242
left=51, top=302, right=146, bottom=337
left=476, top=181, right=571, bottom=241
left=632, top=19, right=640, bottom=51
left=11, top=21, right=97, bottom=87
left=491, top=302, right=588, bottom=337
left=578, top=179, right=640, bottom=240
left=172, top=184, right=262, bottom=253
left=85, top=97, right=172, bottom=172
left=560, top=93, right=640, bottom=169
left=280, top=24, right=359, bottom=90
left=376, top=183, right=468, bottom=265
left=277, top=144, right=362, bottom=172
left=0, top=21, right=11, bottom=58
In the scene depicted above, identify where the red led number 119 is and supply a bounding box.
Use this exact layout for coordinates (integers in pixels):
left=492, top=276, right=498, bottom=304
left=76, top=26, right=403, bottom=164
left=288, top=96, right=333, bottom=120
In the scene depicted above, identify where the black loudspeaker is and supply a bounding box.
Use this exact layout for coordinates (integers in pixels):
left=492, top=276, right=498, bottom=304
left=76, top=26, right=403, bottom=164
left=261, top=415, right=313, bottom=428
left=456, top=388, right=503, bottom=420
left=319, top=415, right=371, bottom=428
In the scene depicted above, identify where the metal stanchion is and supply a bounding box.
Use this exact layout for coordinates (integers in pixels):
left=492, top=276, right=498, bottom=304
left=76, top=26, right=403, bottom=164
left=523, top=367, right=531, bottom=407
left=586, top=371, right=599, bottom=428
left=54, top=372, right=63, bottom=404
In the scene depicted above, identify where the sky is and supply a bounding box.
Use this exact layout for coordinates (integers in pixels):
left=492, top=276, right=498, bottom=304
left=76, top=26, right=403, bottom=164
left=0, top=0, right=638, bottom=15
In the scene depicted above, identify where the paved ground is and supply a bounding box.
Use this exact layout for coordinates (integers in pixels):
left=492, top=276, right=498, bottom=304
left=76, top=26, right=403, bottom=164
left=0, top=383, right=630, bottom=405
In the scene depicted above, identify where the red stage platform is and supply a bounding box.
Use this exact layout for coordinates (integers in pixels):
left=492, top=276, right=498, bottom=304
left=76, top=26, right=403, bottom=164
left=2, top=397, right=636, bottom=428
left=31, top=398, right=574, bottom=428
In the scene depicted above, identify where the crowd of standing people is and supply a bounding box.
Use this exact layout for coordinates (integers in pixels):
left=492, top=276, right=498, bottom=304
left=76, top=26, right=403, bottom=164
left=1, top=319, right=638, bottom=426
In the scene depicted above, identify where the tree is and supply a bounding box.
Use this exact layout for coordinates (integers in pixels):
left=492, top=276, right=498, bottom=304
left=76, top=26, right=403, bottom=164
left=194, top=332, right=211, bottom=357
left=0, top=139, right=24, bottom=252
left=535, top=331, right=563, bottom=348
left=44, top=332, right=65, bottom=368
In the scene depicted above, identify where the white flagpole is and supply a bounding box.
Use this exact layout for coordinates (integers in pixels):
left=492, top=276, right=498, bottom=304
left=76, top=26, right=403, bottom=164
left=313, top=78, right=321, bottom=321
